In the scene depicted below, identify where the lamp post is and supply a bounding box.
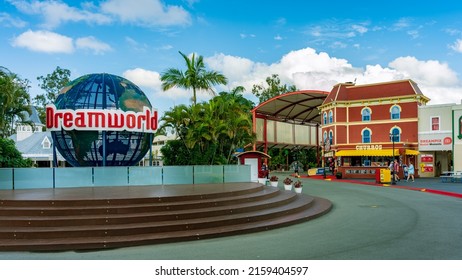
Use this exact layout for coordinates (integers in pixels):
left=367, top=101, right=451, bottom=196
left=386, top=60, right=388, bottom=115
left=390, top=132, right=396, bottom=185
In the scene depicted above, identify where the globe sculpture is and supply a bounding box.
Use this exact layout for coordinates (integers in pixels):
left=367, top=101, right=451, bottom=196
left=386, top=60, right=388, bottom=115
left=49, top=73, right=154, bottom=167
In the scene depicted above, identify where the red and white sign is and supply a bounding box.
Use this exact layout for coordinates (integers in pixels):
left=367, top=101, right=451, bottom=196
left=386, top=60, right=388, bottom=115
left=46, top=104, right=157, bottom=133
left=419, top=133, right=452, bottom=151
left=420, top=154, right=433, bottom=163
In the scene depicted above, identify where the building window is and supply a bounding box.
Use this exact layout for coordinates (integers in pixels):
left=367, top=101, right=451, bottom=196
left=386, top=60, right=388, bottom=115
left=391, top=106, right=400, bottom=120
left=362, top=108, right=371, bottom=121
left=329, top=130, right=333, bottom=144
left=323, top=112, right=327, bottom=125
left=42, top=137, right=51, bottom=149
left=390, top=127, right=400, bottom=142
left=431, top=116, right=440, bottom=131
left=362, top=129, right=371, bottom=143
left=328, top=110, right=333, bottom=123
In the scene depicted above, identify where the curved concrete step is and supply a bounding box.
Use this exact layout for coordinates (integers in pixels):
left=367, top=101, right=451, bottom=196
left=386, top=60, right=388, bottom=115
left=0, top=184, right=332, bottom=251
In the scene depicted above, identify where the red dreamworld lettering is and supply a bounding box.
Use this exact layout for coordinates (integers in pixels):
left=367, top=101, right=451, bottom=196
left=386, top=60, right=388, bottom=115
left=45, top=104, right=158, bottom=133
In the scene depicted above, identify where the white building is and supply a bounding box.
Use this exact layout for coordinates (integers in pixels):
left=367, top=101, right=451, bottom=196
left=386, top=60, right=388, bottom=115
left=10, top=107, right=66, bottom=167
left=418, top=102, right=462, bottom=176
left=140, top=134, right=178, bottom=166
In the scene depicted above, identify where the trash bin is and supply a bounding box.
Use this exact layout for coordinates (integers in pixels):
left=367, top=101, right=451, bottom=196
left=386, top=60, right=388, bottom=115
left=375, top=168, right=381, bottom=183
left=380, top=169, right=391, bottom=183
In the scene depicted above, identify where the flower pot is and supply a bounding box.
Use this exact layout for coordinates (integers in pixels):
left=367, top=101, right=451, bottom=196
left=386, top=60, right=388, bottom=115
left=284, top=184, right=292, bottom=191
left=270, top=181, right=278, bottom=187
left=258, top=178, right=267, bottom=185
left=294, top=187, right=302, bottom=193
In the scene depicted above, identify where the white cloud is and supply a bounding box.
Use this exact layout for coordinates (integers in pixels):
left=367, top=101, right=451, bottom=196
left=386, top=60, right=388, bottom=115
left=156, top=44, right=173, bottom=51
left=392, top=18, right=411, bottom=30
left=123, top=68, right=162, bottom=89
left=11, top=29, right=74, bottom=53
left=450, top=39, right=462, bottom=53
left=100, top=0, right=191, bottom=27
left=306, top=21, right=368, bottom=41
left=75, top=36, right=112, bottom=54
left=205, top=48, right=462, bottom=106
left=388, top=56, right=458, bottom=86
left=351, top=24, right=368, bottom=34
left=125, top=36, right=149, bottom=52
left=11, top=30, right=112, bottom=55
left=122, top=47, right=462, bottom=108
left=330, top=41, right=347, bottom=49
left=407, top=30, right=419, bottom=39
left=240, top=33, right=256, bottom=39
left=8, top=0, right=111, bottom=29
left=9, top=0, right=189, bottom=29
left=0, top=12, right=27, bottom=27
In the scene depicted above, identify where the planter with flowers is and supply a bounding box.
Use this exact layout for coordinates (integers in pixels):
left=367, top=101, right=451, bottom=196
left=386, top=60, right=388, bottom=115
left=293, top=180, right=303, bottom=193
left=258, top=170, right=268, bottom=184
left=283, top=177, right=293, bottom=190
left=269, top=176, right=279, bottom=187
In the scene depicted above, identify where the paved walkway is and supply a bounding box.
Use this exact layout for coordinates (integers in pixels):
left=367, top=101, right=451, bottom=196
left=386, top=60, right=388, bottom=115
left=324, top=175, right=462, bottom=198
left=1, top=173, right=461, bottom=260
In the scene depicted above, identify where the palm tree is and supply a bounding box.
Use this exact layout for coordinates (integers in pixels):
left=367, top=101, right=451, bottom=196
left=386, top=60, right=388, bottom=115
left=159, top=104, right=191, bottom=151
left=0, top=67, right=31, bottom=137
left=217, top=86, right=254, bottom=112
left=160, top=51, right=228, bottom=105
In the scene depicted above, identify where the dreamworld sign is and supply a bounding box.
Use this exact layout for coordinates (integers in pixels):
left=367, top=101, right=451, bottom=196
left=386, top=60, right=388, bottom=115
left=46, top=104, right=158, bottom=133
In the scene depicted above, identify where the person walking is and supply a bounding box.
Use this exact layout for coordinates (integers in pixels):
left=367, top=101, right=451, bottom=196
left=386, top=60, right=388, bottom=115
left=407, top=161, right=415, bottom=182
left=294, top=161, right=299, bottom=178
left=393, top=159, right=400, bottom=181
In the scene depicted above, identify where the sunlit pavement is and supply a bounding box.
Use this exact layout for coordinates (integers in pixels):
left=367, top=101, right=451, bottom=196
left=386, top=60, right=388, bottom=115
left=1, top=173, right=462, bottom=260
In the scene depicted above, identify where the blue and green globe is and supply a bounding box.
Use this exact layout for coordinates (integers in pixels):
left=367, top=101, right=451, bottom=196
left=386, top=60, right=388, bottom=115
left=51, top=73, right=153, bottom=167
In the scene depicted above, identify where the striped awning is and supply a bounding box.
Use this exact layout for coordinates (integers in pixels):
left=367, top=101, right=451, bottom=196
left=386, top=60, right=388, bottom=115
left=335, top=149, right=400, bottom=157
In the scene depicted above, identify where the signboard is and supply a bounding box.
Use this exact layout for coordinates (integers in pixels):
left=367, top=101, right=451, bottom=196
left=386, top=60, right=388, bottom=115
left=46, top=104, right=158, bottom=133
left=419, top=133, right=452, bottom=151
left=420, top=154, right=433, bottom=163
left=420, top=154, right=434, bottom=173
left=356, top=144, right=382, bottom=150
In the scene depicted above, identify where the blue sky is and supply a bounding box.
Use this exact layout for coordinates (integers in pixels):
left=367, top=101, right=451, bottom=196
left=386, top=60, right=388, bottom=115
left=2, top=0, right=462, bottom=115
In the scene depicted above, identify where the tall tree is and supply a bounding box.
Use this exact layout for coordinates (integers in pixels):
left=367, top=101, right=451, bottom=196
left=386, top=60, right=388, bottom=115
left=217, top=86, right=255, bottom=112
left=34, top=66, right=71, bottom=124
left=159, top=89, right=255, bottom=165
left=160, top=51, right=228, bottom=105
left=0, top=67, right=32, bottom=138
left=252, top=74, right=297, bottom=103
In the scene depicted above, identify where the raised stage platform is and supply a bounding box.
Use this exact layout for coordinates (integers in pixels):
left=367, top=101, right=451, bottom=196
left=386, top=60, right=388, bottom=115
left=0, top=183, right=332, bottom=251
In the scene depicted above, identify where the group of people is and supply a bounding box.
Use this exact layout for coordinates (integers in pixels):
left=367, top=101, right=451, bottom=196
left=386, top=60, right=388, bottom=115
left=388, top=159, right=415, bottom=182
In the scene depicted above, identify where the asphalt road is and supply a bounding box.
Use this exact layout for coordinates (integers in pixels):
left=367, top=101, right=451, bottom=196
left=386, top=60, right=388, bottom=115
left=1, top=175, right=461, bottom=260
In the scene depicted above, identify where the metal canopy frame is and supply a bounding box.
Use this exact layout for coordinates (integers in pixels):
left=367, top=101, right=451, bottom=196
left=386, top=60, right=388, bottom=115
left=251, top=90, right=329, bottom=153
left=252, top=90, right=328, bottom=125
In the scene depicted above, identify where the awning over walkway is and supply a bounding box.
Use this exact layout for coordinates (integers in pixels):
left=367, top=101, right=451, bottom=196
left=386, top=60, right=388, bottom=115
left=405, top=149, right=420, bottom=155
left=252, top=90, right=329, bottom=125
left=335, top=149, right=400, bottom=157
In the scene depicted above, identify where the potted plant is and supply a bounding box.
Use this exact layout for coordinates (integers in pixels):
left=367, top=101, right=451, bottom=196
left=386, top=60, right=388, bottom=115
left=335, top=171, right=343, bottom=179
left=258, top=170, right=268, bottom=184
left=283, top=177, right=293, bottom=190
left=293, top=180, right=303, bottom=193
left=269, top=175, right=279, bottom=187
